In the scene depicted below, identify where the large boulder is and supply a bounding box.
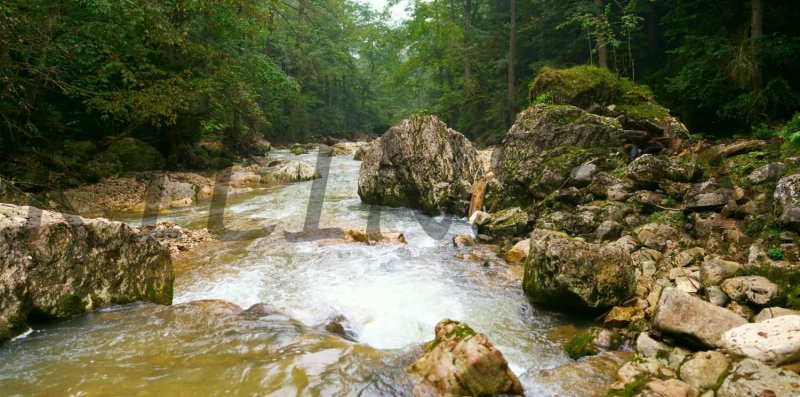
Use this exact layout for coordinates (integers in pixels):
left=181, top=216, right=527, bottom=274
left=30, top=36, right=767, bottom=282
left=406, top=319, right=524, bottom=396
left=653, top=288, right=748, bottom=348
left=358, top=115, right=484, bottom=215
left=528, top=66, right=690, bottom=139
left=475, top=207, right=530, bottom=238
left=776, top=174, right=800, bottom=232
left=523, top=229, right=635, bottom=311
left=0, top=204, right=174, bottom=341
left=721, top=315, right=800, bottom=366
left=491, top=104, right=623, bottom=205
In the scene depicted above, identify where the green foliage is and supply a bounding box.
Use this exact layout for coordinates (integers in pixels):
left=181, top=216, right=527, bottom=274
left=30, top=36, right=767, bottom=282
left=649, top=211, right=684, bottom=226
left=605, top=377, right=647, bottom=397
left=768, top=247, right=785, bottom=261
left=782, top=113, right=800, bottom=148
left=533, top=92, right=553, bottom=105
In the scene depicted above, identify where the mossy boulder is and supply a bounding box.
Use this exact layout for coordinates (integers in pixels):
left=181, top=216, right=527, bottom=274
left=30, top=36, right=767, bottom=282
left=523, top=229, right=635, bottom=312
left=358, top=115, right=484, bottom=215
left=406, top=319, right=524, bottom=396
left=97, top=138, right=165, bottom=172
left=476, top=207, right=530, bottom=238
left=0, top=203, right=173, bottom=341
left=491, top=105, right=623, bottom=207
left=564, top=327, right=622, bottom=359
left=529, top=66, right=689, bottom=139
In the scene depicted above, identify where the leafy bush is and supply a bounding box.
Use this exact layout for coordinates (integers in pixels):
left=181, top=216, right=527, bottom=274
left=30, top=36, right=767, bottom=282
left=782, top=113, right=800, bottom=148
left=768, top=247, right=784, bottom=261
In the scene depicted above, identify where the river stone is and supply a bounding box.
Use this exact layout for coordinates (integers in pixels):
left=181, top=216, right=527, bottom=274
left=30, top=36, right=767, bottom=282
left=523, top=229, right=635, bottom=311
left=504, top=239, right=530, bottom=264
left=700, top=256, right=742, bottom=287
left=491, top=104, right=622, bottom=205
left=755, top=307, right=800, bottom=322
left=406, top=319, right=524, bottom=396
left=0, top=204, right=174, bottom=341
left=453, top=234, right=476, bottom=248
left=258, top=159, right=321, bottom=185
left=678, top=351, right=729, bottom=390
left=353, top=145, right=368, bottom=161
left=626, top=154, right=703, bottom=189
left=721, top=315, right=800, bottom=366
left=720, top=276, right=779, bottom=306
left=653, top=288, right=748, bottom=348
left=776, top=174, right=800, bottom=232
left=717, top=358, right=800, bottom=397
left=358, top=115, right=484, bottom=215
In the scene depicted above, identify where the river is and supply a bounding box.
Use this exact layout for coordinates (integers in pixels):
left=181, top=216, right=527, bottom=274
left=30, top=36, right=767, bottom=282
left=0, top=150, right=599, bottom=396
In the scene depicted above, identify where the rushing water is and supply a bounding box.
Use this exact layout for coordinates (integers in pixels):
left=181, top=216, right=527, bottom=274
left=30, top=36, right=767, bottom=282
left=0, top=150, right=594, bottom=396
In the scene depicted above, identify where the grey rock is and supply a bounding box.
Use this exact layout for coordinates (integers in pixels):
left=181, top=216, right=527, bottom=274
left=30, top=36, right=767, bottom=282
left=0, top=204, right=173, bottom=341
left=626, top=154, right=703, bottom=189
left=755, top=307, right=800, bottom=322
left=523, top=229, right=635, bottom=311
left=700, top=257, right=743, bottom=287
left=596, top=220, right=623, bottom=242
left=776, top=174, right=800, bottom=232
left=706, top=286, right=730, bottom=307
left=683, top=180, right=731, bottom=213
left=358, top=115, right=484, bottom=215
left=569, top=163, right=599, bottom=187
left=720, top=276, right=780, bottom=306
left=653, top=288, right=748, bottom=348
left=747, top=162, right=786, bottom=184
left=679, top=351, right=729, bottom=391
left=717, top=358, right=800, bottom=397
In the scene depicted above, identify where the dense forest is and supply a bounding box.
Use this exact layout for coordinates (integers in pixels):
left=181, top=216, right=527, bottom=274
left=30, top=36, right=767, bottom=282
left=2, top=0, right=800, bottom=179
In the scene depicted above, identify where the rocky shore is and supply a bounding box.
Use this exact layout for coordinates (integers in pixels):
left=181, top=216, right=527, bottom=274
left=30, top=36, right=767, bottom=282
left=357, top=66, right=800, bottom=395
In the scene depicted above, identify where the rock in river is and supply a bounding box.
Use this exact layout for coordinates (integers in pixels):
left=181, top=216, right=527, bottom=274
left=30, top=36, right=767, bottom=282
left=523, top=229, right=635, bottom=311
left=0, top=203, right=173, bottom=341
left=358, top=115, right=484, bottom=215
left=406, top=319, right=523, bottom=396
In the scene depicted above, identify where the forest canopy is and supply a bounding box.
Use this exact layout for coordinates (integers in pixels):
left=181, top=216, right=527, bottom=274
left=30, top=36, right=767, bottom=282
left=1, top=0, right=799, bottom=172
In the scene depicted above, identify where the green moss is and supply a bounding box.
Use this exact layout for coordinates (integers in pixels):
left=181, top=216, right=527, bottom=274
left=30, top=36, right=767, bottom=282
left=425, top=321, right=477, bottom=352
left=604, top=377, right=647, bottom=397
left=649, top=210, right=684, bottom=226
left=98, top=138, right=164, bottom=172
left=768, top=247, right=785, bottom=261
left=564, top=328, right=597, bottom=360
left=712, top=365, right=731, bottom=391
left=655, top=349, right=670, bottom=360
left=57, top=294, right=85, bottom=317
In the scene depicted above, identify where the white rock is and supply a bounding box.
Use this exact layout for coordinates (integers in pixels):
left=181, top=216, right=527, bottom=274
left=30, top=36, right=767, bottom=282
left=722, top=315, right=800, bottom=365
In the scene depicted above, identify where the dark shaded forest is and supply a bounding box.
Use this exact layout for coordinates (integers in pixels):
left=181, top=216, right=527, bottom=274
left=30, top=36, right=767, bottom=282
left=2, top=0, right=800, bottom=180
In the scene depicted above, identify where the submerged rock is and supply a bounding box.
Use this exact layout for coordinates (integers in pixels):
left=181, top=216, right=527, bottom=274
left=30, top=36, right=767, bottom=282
left=358, top=115, right=484, bottom=215
left=0, top=204, right=173, bottom=341
left=722, top=315, right=800, bottom=366
left=405, top=319, right=523, bottom=396
left=523, top=229, right=635, bottom=311
left=652, top=288, right=747, bottom=348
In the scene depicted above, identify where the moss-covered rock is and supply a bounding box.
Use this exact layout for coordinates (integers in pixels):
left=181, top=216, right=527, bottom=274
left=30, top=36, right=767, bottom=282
left=0, top=203, right=173, bottom=341
left=523, top=229, right=636, bottom=311
left=406, top=319, right=524, bottom=396
left=491, top=105, right=623, bottom=207
left=564, top=327, right=622, bottom=359
left=529, top=66, right=689, bottom=139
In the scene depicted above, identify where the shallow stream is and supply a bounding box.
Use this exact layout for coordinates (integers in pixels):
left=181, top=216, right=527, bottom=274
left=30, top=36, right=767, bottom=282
left=0, top=151, right=606, bottom=396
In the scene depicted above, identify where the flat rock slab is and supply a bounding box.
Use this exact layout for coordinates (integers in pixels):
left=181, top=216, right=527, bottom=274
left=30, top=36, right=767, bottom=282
left=653, top=288, right=747, bottom=348
left=722, top=315, right=800, bottom=366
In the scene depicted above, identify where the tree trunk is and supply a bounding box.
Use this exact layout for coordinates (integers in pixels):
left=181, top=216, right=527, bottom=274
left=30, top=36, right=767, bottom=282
left=464, top=0, right=473, bottom=83
left=507, top=0, right=517, bottom=126
left=297, top=0, right=309, bottom=46
left=594, top=0, right=608, bottom=69
left=751, top=0, right=763, bottom=92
